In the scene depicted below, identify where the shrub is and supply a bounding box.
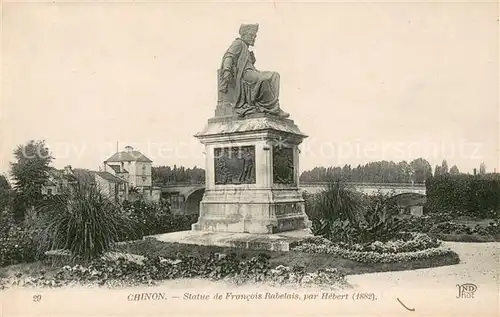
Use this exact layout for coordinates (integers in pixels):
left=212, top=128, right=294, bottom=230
left=0, top=210, right=38, bottom=267
left=0, top=228, right=38, bottom=267
left=352, top=191, right=403, bottom=243
left=34, top=184, right=138, bottom=263
left=119, top=200, right=197, bottom=240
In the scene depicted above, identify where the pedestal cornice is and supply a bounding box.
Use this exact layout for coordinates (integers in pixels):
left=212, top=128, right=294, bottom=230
left=195, top=114, right=308, bottom=145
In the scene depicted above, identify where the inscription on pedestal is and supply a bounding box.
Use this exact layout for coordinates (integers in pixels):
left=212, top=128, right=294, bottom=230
left=274, top=203, right=302, bottom=216
left=272, top=146, right=295, bottom=185
left=214, top=146, right=256, bottom=184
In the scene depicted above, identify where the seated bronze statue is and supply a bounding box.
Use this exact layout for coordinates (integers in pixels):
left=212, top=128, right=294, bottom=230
left=219, top=23, right=290, bottom=119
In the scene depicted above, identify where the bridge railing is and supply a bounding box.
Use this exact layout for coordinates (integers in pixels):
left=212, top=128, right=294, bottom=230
left=154, top=181, right=205, bottom=187
left=300, top=182, right=426, bottom=188
left=156, top=181, right=426, bottom=188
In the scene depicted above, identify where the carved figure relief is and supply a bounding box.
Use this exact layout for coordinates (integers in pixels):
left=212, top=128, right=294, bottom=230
left=214, top=146, right=256, bottom=184
left=273, top=146, right=295, bottom=185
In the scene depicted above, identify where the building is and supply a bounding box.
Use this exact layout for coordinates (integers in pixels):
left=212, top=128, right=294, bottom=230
left=40, top=146, right=161, bottom=203
left=42, top=166, right=78, bottom=196
left=72, top=168, right=129, bottom=202
left=103, top=146, right=161, bottom=202
left=42, top=166, right=129, bottom=203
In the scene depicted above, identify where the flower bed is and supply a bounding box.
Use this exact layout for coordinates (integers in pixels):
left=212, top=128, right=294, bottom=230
left=292, top=233, right=459, bottom=265
left=333, top=232, right=441, bottom=253
left=0, top=252, right=348, bottom=290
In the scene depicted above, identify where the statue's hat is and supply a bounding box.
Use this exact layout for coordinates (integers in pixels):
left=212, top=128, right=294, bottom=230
left=239, top=23, right=259, bottom=36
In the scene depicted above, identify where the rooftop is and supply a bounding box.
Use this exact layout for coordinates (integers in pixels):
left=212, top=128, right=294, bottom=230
left=95, top=172, right=127, bottom=184
left=72, top=169, right=97, bottom=185
left=108, top=165, right=129, bottom=174
left=104, top=146, right=152, bottom=163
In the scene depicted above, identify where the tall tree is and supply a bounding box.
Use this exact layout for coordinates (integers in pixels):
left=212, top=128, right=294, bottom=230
left=9, top=140, right=54, bottom=218
left=479, top=162, right=487, bottom=175
left=409, top=158, right=432, bottom=183
left=396, top=161, right=412, bottom=182
left=434, top=165, right=441, bottom=177
left=450, top=165, right=460, bottom=175
left=440, top=160, right=449, bottom=175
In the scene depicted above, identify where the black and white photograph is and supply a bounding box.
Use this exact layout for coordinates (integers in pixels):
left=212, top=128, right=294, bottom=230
left=0, top=1, right=498, bottom=316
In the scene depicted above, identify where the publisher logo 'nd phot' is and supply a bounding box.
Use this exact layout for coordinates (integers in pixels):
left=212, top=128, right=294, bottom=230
left=456, top=283, right=477, bottom=299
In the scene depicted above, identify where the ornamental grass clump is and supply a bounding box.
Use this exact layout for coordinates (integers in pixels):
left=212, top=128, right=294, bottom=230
left=34, top=184, right=138, bottom=263
left=309, top=178, right=403, bottom=244
left=309, top=179, right=364, bottom=242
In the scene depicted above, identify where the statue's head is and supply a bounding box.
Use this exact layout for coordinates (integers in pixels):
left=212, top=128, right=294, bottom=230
left=239, top=23, right=259, bottom=46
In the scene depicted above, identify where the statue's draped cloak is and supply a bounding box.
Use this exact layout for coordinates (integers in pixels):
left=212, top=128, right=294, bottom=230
left=221, top=38, right=281, bottom=116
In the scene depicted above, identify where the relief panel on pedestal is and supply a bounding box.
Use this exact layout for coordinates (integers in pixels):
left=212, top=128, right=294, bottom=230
left=214, top=146, right=256, bottom=185
left=272, top=146, right=295, bottom=185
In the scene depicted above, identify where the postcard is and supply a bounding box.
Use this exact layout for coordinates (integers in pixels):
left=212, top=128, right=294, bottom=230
left=1, top=1, right=498, bottom=316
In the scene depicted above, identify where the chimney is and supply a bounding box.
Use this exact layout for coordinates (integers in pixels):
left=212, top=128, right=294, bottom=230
left=125, top=146, right=133, bottom=153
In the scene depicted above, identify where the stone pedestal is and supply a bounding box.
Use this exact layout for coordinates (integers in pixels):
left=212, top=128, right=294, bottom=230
left=191, top=113, right=311, bottom=234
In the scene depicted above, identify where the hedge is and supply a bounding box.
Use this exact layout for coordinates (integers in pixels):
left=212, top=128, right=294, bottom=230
left=425, top=174, right=500, bottom=218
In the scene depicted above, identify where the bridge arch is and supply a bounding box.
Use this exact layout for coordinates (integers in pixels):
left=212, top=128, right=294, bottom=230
left=384, top=192, right=427, bottom=215
left=182, top=187, right=205, bottom=215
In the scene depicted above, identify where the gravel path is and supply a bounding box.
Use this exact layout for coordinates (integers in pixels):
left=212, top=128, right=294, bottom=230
left=349, top=241, right=499, bottom=287
left=347, top=242, right=499, bottom=316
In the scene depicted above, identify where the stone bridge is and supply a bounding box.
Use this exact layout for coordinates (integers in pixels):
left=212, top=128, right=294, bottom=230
left=159, top=182, right=427, bottom=215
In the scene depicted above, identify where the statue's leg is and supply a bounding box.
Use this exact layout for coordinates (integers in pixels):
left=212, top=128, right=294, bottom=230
left=242, top=70, right=280, bottom=114
left=263, top=72, right=290, bottom=118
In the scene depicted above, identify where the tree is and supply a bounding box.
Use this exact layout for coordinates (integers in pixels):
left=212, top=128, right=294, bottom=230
left=479, top=162, right=486, bottom=175
left=409, top=158, right=432, bottom=183
left=9, top=140, right=54, bottom=219
left=450, top=165, right=460, bottom=175
left=440, top=160, right=449, bottom=175
left=0, top=174, right=10, bottom=190
left=0, top=174, right=12, bottom=213
left=434, top=165, right=441, bottom=177
left=396, top=161, right=412, bottom=182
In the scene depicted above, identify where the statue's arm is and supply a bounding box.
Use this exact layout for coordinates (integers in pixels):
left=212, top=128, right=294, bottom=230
left=220, top=40, right=243, bottom=92
left=222, top=40, right=243, bottom=73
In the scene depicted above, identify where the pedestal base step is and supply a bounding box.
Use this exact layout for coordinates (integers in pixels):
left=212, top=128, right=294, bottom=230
left=145, top=229, right=313, bottom=252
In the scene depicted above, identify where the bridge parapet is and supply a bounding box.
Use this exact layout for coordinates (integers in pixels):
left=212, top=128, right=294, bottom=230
left=159, top=182, right=426, bottom=214
left=160, top=182, right=426, bottom=196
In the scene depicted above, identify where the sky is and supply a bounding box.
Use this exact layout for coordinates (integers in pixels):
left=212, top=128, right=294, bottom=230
left=1, top=0, right=499, bottom=175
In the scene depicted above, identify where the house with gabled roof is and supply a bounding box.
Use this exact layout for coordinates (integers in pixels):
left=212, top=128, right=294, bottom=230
left=72, top=168, right=129, bottom=202
left=42, top=166, right=79, bottom=195
left=42, top=166, right=129, bottom=202
left=103, top=145, right=161, bottom=202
